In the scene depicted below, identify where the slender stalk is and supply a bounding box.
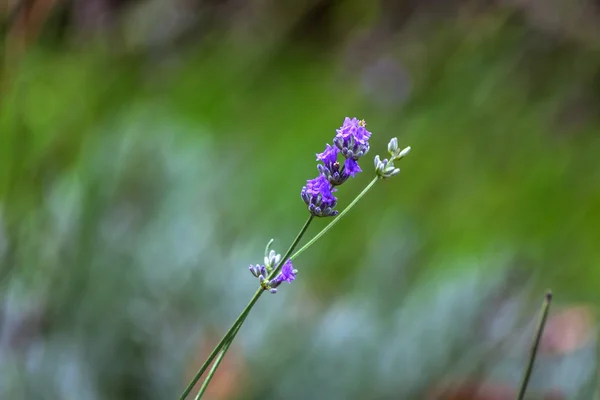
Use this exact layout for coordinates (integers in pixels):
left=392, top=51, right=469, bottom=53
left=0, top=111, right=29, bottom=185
left=268, top=215, right=314, bottom=279
left=179, top=289, right=262, bottom=400
left=516, top=290, right=552, bottom=400
left=179, top=215, right=314, bottom=400
left=290, top=176, right=380, bottom=261
left=194, top=323, right=242, bottom=400
left=193, top=299, right=254, bottom=400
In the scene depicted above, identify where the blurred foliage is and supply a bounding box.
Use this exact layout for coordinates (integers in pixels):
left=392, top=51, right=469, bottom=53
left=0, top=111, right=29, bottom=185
left=1, top=0, right=600, bottom=399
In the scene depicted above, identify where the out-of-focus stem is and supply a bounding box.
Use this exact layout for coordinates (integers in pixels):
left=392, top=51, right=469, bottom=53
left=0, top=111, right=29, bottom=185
left=516, top=290, right=552, bottom=400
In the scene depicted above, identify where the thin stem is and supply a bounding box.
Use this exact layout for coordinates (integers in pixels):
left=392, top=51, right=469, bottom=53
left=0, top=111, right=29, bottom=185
left=194, top=323, right=242, bottom=400
left=290, top=176, right=380, bottom=261
left=190, top=176, right=380, bottom=399
left=194, top=215, right=313, bottom=399
left=179, top=216, right=314, bottom=400
left=179, top=288, right=262, bottom=400
left=267, top=215, right=314, bottom=280
left=516, top=290, right=552, bottom=400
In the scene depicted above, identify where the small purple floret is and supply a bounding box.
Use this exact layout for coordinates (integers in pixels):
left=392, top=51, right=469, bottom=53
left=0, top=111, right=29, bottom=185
left=300, top=175, right=338, bottom=217
left=316, top=144, right=338, bottom=165
left=278, top=259, right=296, bottom=283
left=259, top=259, right=298, bottom=293
left=316, top=144, right=351, bottom=186
left=333, top=117, right=371, bottom=160
left=344, top=158, right=362, bottom=177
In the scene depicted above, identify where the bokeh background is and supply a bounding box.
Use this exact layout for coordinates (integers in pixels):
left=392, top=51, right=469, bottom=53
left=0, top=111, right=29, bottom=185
left=1, top=0, right=600, bottom=399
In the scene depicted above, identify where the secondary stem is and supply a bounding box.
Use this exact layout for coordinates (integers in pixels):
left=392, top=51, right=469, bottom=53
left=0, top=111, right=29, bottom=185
left=516, top=290, right=552, bottom=400
left=268, top=215, right=314, bottom=279
left=290, top=176, right=380, bottom=261
left=193, top=323, right=242, bottom=400
left=179, top=288, right=262, bottom=400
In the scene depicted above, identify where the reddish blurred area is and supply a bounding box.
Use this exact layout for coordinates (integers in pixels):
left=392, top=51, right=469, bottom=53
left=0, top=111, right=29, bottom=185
left=184, top=332, right=248, bottom=400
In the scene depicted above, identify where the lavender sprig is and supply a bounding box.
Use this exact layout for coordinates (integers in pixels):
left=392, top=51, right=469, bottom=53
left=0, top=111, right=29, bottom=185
left=291, top=136, right=410, bottom=262
left=302, top=118, right=373, bottom=217
left=181, top=117, right=411, bottom=400
left=301, top=175, right=339, bottom=217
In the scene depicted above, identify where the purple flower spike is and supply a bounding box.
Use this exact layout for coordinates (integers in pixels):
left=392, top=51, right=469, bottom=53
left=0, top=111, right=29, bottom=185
left=300, top=175, right=338, bottom=217
left=317, top=144, right=351, bottom=186
left=333, top=117, right=371, bottom=160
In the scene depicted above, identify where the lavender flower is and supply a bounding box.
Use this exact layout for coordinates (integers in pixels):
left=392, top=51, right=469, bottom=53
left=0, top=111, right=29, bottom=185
left=183, top=117, right=414, bottom=400
left=300, top=175, right=338, bottom=217
left=276, top=259, right=297, bottom=283
left=333, top=117, right=371, bottom=160
left=250, top=241, right=298, bottom=294
left=316, top=144, right=363, bottom=185
left=249, top=259, right=297, bottom=294
left=268, top=259, right=297, bottom=293
left=302, top=117, right=371, bottom=215
left=344, top=158, right=362, bottom=176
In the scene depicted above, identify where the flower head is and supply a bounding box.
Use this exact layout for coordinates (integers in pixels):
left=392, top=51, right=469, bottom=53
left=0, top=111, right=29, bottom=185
left=267, top=259, right=297, bottom=293
left=316, top=143, right=338, bottom=166
left=300, top=174, right=338, bottom=217
left=333, top=117, right=371, bottom=160
left=302, top=117, right=371, bottom=215
left=316, top=144, right=351, bottom=186
left=275, top=259, right=297, bottom=284
left=250, top=242, right=298, bottom=293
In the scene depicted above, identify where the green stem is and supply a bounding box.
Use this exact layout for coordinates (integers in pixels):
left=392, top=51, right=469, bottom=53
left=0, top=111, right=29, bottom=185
left=179, top=289, right=262, bottom=400
left=290, top=177, right=380, bottom=262
left=266, top=215, right=314, bottom=279
left=193, top=323, right=242, bottom=400
left=179, top=215, right=314, bottom=400
left=191, top=176, right=379, bottom=399
left=516, top=290, right=552, bottom=400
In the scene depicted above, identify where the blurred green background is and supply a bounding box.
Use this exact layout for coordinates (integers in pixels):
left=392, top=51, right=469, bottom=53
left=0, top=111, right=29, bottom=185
left=1, top=0, right=600, bottom=399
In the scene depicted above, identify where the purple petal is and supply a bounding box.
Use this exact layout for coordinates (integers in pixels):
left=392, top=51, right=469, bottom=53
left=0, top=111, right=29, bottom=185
left=279, top=259, right=296, bottom=283
left=316, top=144, right=339, bottom=165
left=344, top=158, right=362, bottom=177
